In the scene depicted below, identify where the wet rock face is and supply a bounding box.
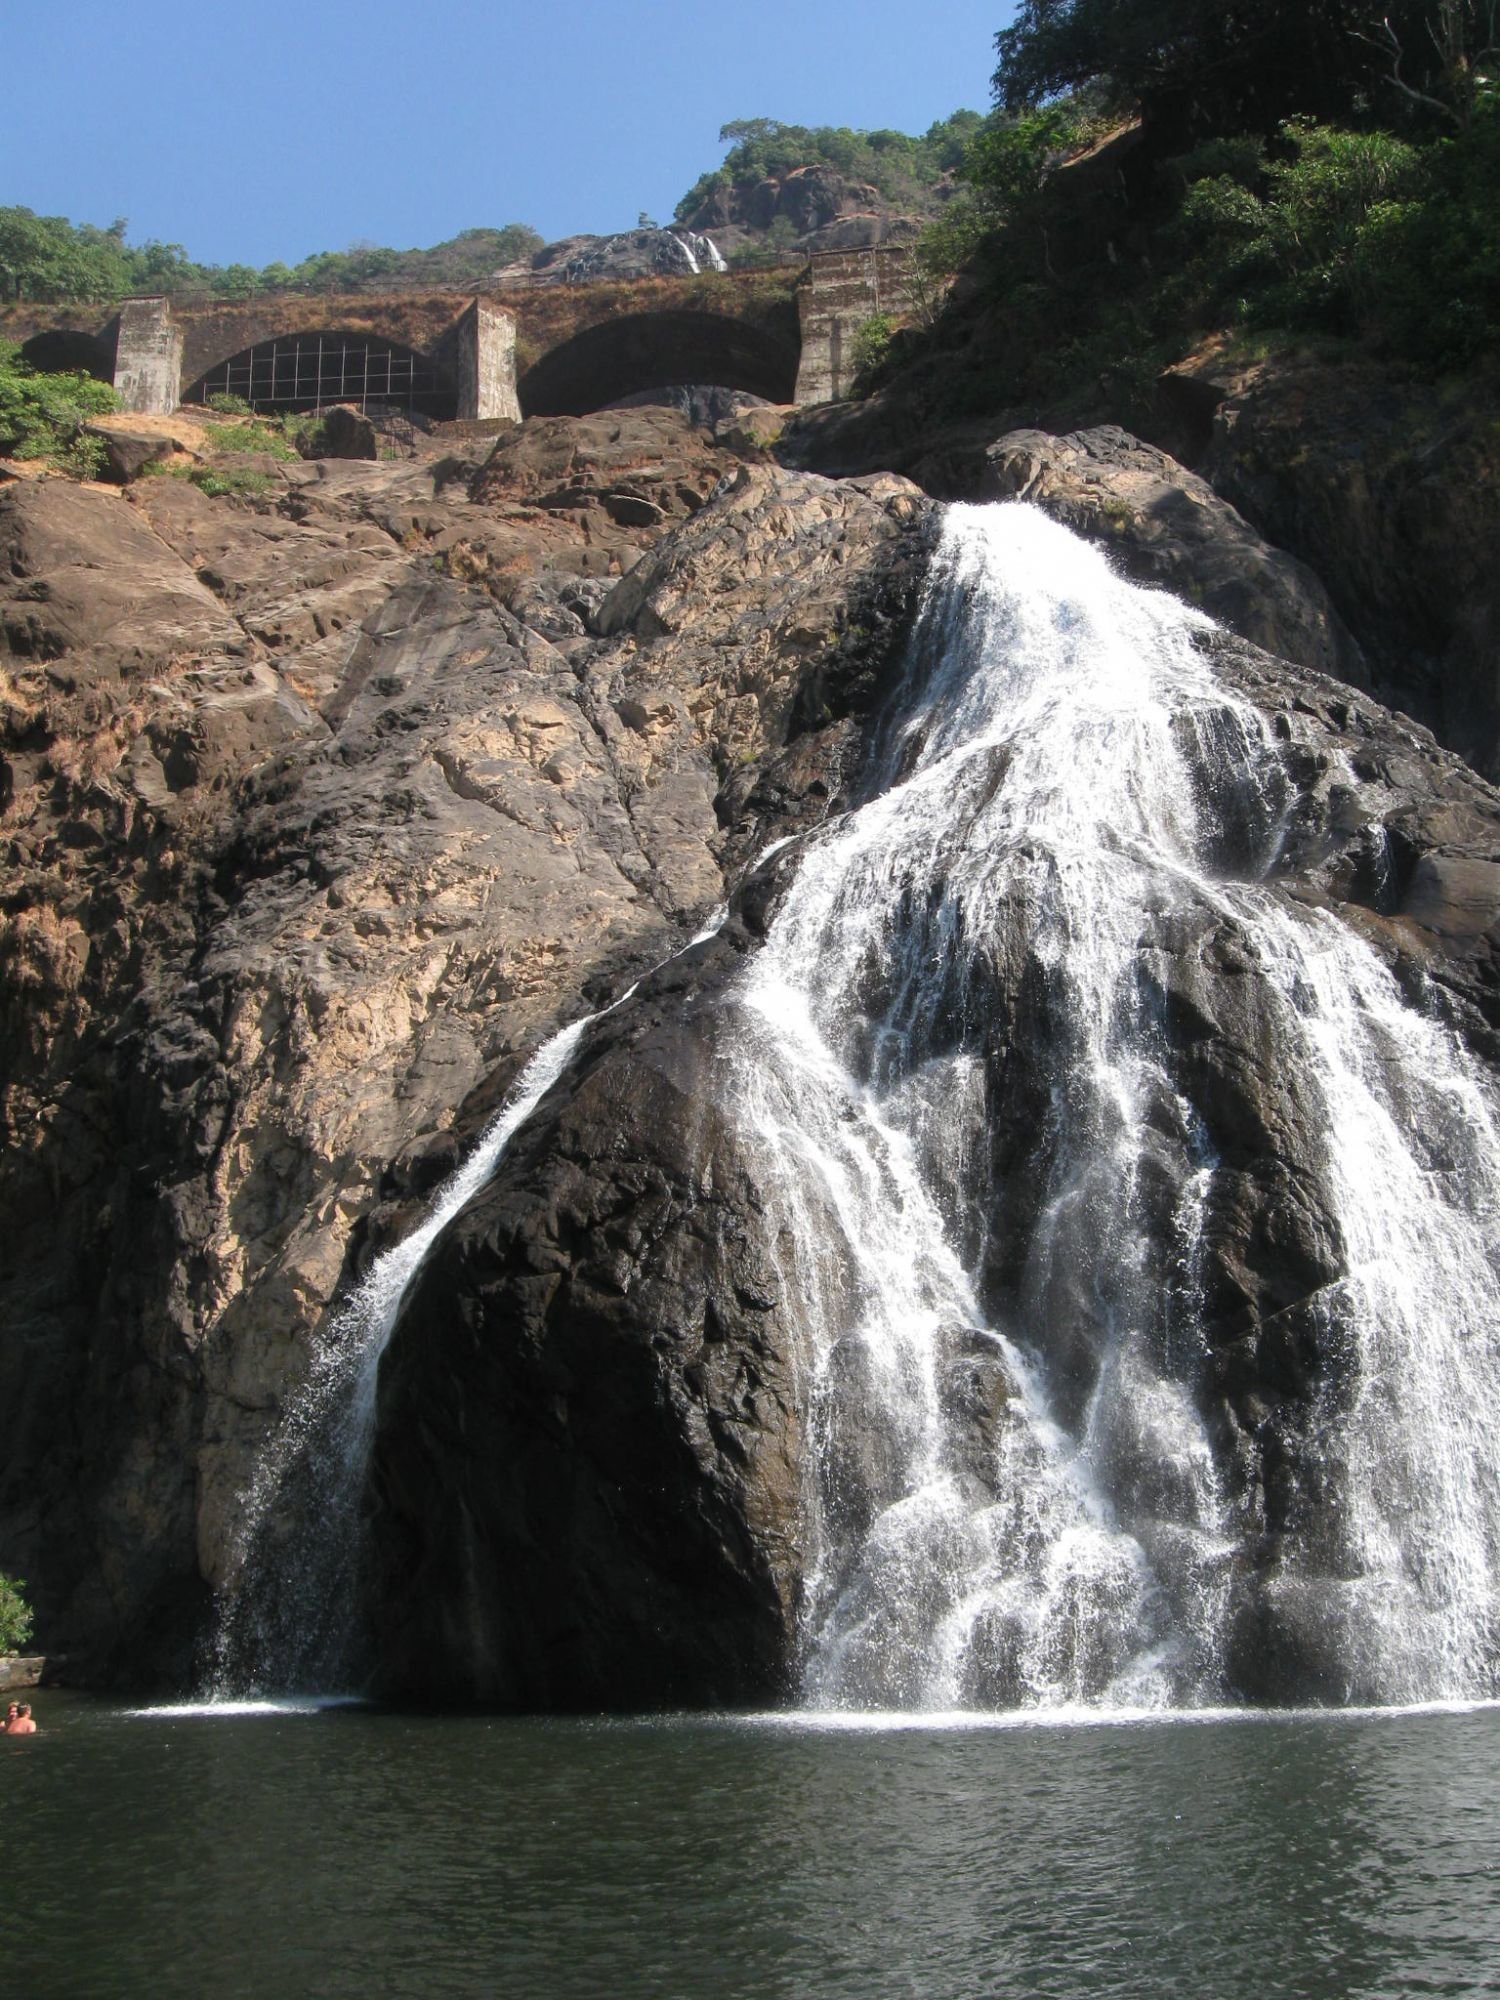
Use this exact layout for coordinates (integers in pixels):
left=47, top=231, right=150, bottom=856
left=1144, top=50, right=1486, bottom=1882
left=370, top=935, right=809, bottom=1708
left=8, top=384, right=1500, bottom=1708
left=1199, top=358, right=1500, bottom=779
left=518, top=228, right=727, bottom=284
left=0, top=425, right=930, bottom=1686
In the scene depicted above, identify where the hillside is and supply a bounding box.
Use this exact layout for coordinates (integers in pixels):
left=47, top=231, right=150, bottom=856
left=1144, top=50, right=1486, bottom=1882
left=0, top=110, right=978, bottom=307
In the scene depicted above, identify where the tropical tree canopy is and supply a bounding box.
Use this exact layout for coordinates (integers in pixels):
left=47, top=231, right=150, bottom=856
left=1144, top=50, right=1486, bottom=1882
left=993, top=1, right=1500, bottom=139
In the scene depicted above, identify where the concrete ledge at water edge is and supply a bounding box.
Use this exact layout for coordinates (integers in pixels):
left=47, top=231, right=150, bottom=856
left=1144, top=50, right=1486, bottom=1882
left=982, top=424, right=1367, bottom=691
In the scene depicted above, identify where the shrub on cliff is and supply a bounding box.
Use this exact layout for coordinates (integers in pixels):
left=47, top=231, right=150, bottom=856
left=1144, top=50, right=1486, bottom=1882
left=900, top=43, right=1500, bottom=424
left=0, top=1574, right=32, bottom=1654
left=0, top=342, right=119, bottom=477
left=1349, top=103, right=1500, bottom=362
left=1166, top=110, right=1500, bottom=363
left=1173, top=122, right=1425, bottom=331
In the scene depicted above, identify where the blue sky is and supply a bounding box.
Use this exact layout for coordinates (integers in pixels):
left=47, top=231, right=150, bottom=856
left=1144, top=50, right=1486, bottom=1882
left=3, top=1, right=1014, bottom=266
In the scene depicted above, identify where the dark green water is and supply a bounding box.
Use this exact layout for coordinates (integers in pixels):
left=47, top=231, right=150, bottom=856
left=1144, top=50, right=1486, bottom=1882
left=5, top=1693, right=1499, bottom=1998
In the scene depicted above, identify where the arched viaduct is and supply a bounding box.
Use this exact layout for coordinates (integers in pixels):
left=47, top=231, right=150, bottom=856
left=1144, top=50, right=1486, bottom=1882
left=0, top=251, right=914, bottom=423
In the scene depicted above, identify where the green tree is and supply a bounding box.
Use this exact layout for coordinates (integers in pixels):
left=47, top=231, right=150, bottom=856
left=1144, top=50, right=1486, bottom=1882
left=993, top=1, right=1500, bottom=141
left=1357, top=0, right=1500, bottom=128
left=0, top=1573, right=33, bottom=1654
left=0, top=206, right=126, bottom=301
left=1348, top=99, right=1500, bottom=359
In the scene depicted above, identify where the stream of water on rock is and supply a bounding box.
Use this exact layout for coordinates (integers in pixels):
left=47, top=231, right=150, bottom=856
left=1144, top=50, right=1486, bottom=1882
left=211, top=1015, right=600, bottom=1691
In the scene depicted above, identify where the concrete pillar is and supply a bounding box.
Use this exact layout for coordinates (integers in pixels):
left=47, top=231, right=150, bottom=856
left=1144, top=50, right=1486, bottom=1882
left=454, top=300, right=520, bottom=422
left=113, top=297, right=183, bottom=415
left=795, top=249, right=915, bottom=405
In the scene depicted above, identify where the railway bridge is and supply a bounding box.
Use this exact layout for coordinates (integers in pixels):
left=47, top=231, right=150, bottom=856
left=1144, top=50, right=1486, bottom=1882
left=0, top=250, right=913, bottom=421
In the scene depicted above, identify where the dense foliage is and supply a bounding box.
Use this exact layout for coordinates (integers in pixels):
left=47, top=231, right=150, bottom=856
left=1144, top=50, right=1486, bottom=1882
left=993, top=0, right=1500, bottom=141
left=0, top=1573, right=32, bottom=1655
left=879, top=0, right=1500, bottom=419
left=674, top=112, right=984, bottom=223
left=0, top=212, right=545, bottom=304
left=1166, top=113, right=1500, bottom=364
left=0, top=340, right=119, bottom=476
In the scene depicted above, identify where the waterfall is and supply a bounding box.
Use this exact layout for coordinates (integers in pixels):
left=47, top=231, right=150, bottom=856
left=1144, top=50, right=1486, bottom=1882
left=727, top=502, right=1500, bottom=1711
left=671, top=230, right=728, bottom=274
left=211, top=1016, right=597, bottom=1693
left=212, top=499, right=1500, bottom=1713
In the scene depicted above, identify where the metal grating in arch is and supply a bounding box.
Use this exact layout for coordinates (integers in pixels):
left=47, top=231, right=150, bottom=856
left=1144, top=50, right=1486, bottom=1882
left=190, top=332, right=455, bottom=416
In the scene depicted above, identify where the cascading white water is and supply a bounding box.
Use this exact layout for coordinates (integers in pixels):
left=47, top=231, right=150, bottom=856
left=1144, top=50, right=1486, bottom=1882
left=211, top=1016, right=596, bottom=1692
left=671, top=230, right=728, bottom=274
left=730, top=501, right=1500, bottom=1711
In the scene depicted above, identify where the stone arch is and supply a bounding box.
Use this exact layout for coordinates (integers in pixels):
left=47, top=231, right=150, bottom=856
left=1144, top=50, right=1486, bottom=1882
left=184, top=330, right=457, bottom=417
left=19, top=328, right=114, bottom=380
left=518, top=309, right=799, bottom=417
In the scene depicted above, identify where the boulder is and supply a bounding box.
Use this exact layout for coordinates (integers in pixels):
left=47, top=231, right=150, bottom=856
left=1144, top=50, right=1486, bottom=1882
left=306, top=404, right=378, bottom=460
left=84, top=423, right=177, bottom=484
left=0, top=477, right=244, bottom=671
left=369, top=953, right=807, bottom=1707
left=983, top=426, right=1366, bottom=688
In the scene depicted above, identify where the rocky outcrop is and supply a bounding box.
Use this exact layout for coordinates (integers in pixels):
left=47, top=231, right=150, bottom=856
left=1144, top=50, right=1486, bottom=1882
left=0, top=417, right=930, bottom=1686
left=982, top=426, right=1365, bottom=688
left=366, top=587, right=1500, bottom=1708
left=363, top=467, right=932, bottom=1706
left=681, top=164, right=909, bottom=240
left=674, top=164, right=928, bottom=265
left=358, top=426, right=1500, bottom=1711
left=786, top=341, right=1500, bottom=783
